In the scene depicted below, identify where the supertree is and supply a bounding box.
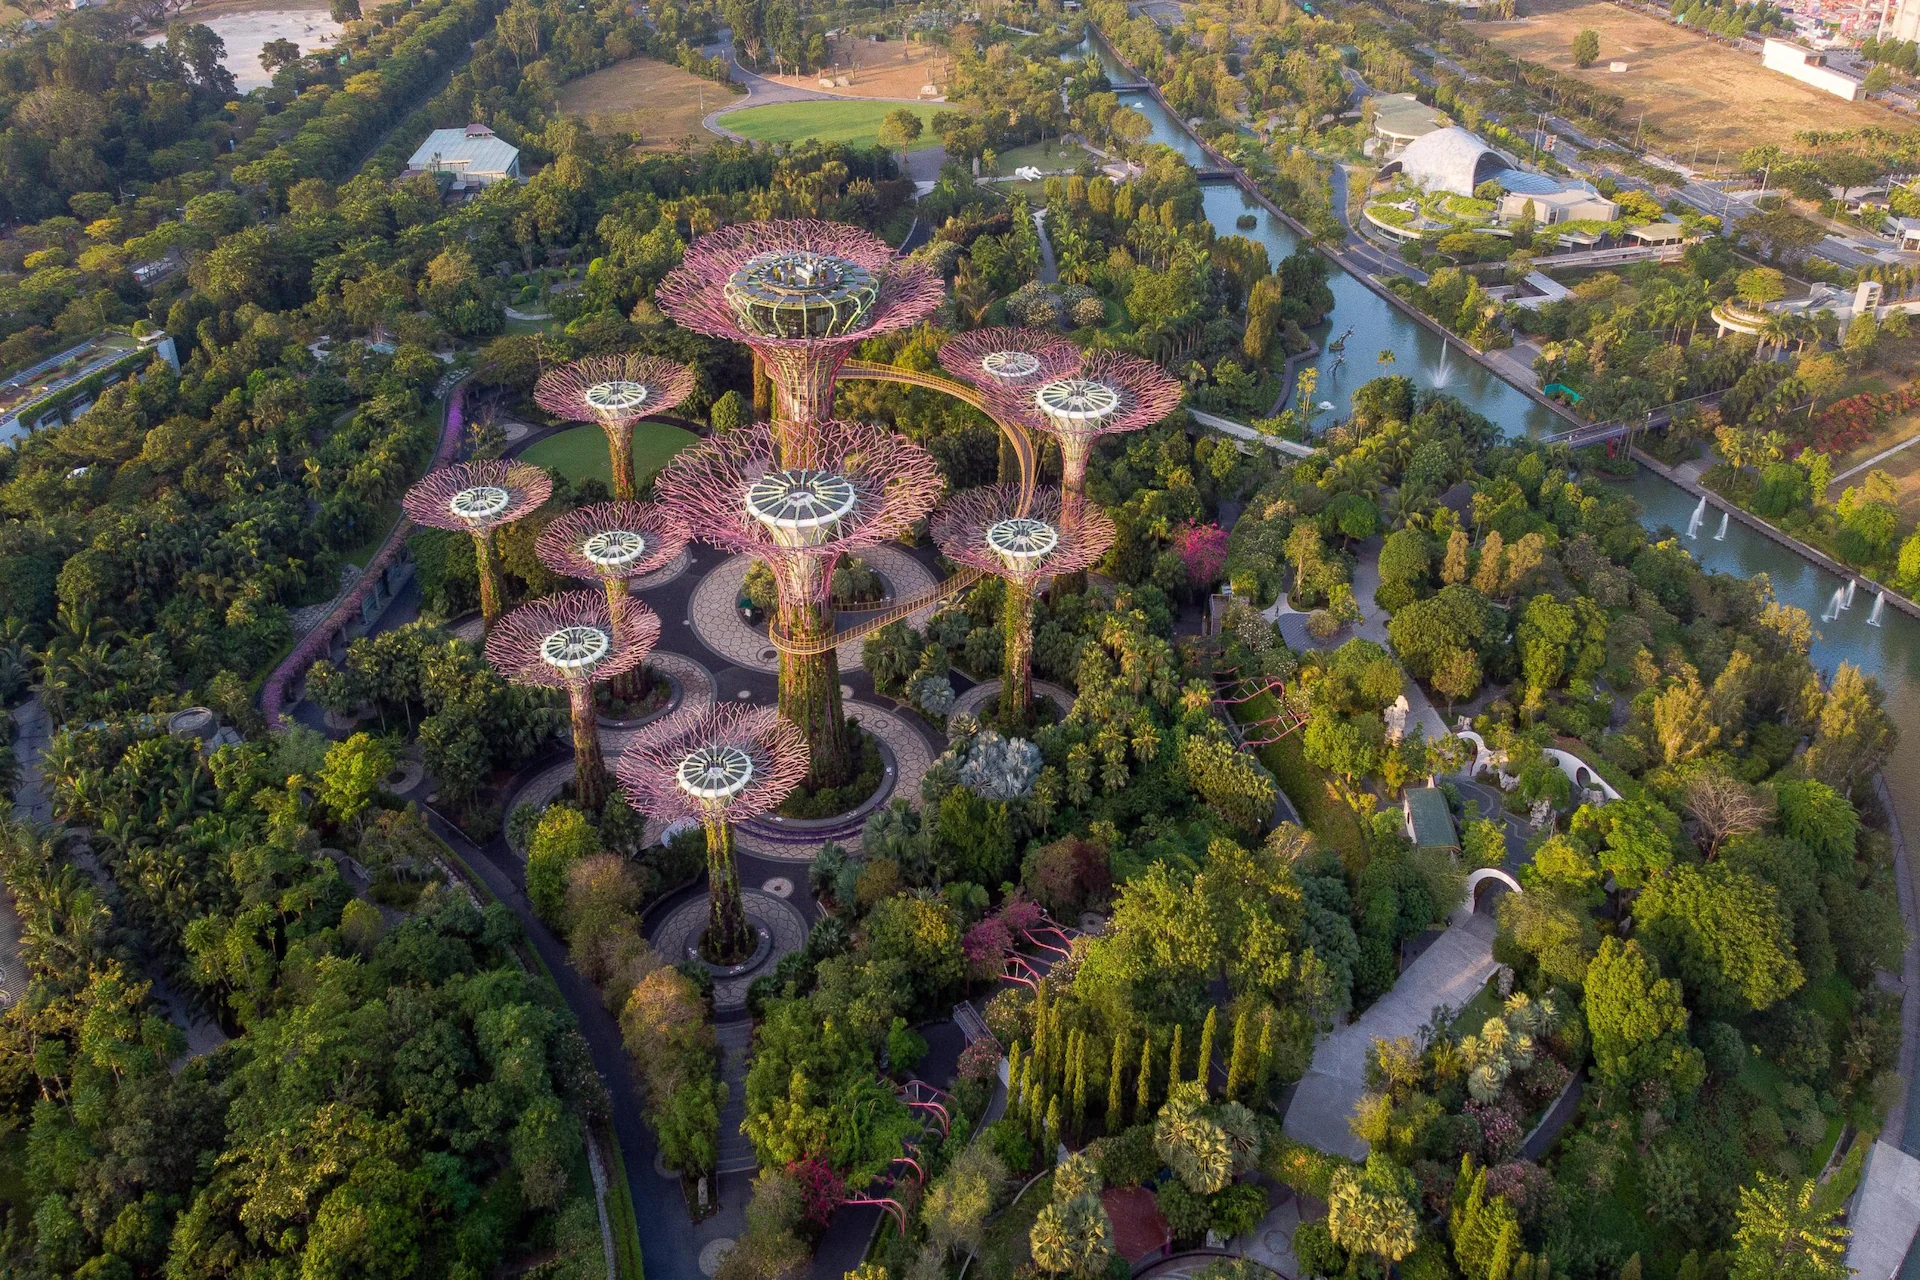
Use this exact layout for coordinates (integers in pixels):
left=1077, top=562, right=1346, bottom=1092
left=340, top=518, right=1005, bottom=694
left=535, top=500, right=688, bottom=624
left=931, top=485, right=1115, bottom=729
left=936, top=326, right=1081, bottom=390
left=532, top=354, right=697, bottom=500
left=617, top=704, right=808, bottom=963
left=485, top=590, right=660, bottom=813
left=974, top=349, right=1183, bottom=503
left=653, top=418, right=943, bottom=790
left=654, top=219, right=945, bottom=449
left=403, top=459, right=552, bottom=631
left=536, top=500, right=688, bottom=703
left=938, top=327, right=1082, bottom=482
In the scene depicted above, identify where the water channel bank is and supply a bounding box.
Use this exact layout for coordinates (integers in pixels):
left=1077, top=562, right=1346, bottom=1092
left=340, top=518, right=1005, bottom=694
left=1077, top=37, right=1920, bottom=1166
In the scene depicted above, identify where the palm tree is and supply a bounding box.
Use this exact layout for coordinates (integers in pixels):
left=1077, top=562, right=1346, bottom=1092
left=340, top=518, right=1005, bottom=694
left=1153, top=1081, right=1233, bottom=1193
left=1029, top=1195, right=1114, bottom=1279
left=1759, top=313, right=1794, bottom=359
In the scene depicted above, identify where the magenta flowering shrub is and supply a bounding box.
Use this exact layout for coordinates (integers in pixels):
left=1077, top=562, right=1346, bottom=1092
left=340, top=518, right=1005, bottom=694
left=958, top=1038, right=1002, bottom=1082
left=1465, top=1098, right=1523, bottom=1164
left=963, top=916, right=1014, bottom=982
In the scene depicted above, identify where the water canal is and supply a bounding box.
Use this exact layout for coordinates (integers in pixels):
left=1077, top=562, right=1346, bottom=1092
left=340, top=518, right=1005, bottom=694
left=1077, top=35, right=1920, bottom=1155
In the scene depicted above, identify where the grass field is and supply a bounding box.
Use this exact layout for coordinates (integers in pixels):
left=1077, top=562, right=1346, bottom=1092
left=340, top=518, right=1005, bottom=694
left=555, top=56, right=733, bottom=147
left=992, top=139, right=1093, bottom=175
left=521, top=423, right=700, bottom=491
left=1483, top=0, right=1897, bottom=155
left=718, top=100, right=947, bottom=150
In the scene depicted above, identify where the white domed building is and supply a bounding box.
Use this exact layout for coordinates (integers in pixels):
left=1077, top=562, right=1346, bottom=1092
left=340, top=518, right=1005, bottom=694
left=1380, top=126, right=1509, bottom=197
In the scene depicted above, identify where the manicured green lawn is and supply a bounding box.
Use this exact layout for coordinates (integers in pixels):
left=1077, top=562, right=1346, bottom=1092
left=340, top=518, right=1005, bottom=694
left=1230, top=691, right=1368, bottom=869
left=721, top=100, right=947, bottom=150
left=521, top=422, right=700, bottom=491
left=992, top=139, right=1092, bottom=174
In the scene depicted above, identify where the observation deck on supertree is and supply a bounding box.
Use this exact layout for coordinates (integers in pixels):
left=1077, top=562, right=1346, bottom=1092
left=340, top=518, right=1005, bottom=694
left=969, top=348, right=1183, bottom=501
left=402, top=459, right=552, bottom=631
left=533, top=354, right=697, bottom=501
left=652, top=418, right=943, bottom=788
left=485, top=590, right=660, bottom=814
left=931, top=485, right=1115, bottom=729
left=936, top=326, right=1081, bottom=392
left=617, top=704, right=808, bottom=964
left=653, top=219, right=945, bottom=445
left=535, top=500, right=687, bottom=624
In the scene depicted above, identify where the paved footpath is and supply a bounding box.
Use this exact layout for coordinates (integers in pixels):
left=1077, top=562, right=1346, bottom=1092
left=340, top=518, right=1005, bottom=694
left=1282, top=913, right=1497, bottom=1160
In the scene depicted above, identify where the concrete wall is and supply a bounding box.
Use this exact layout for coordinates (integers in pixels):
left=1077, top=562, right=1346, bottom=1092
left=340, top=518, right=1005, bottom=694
left=1761, top=39, right=1862, bottom=100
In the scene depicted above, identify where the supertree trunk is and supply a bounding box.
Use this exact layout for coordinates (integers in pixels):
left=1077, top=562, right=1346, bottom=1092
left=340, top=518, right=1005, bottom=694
left=602, top=422, right=635, bottom=500
left=569, top=684, right=608, bottom=812
left=702, top=814, right=752, bottom=963
left=1001, top=577, right=1035, bottom=731
left=752, top=351, right=773, bottom=420
left=998, top=431, right=1022, bottom=486
left=1053, top=444, right=1092, bottom=597
left=759, top=345, right=853, bottom=458
left=777, top=596, right=854, bottom=790
left=473, top=530, right=503, bottom=630
left=600, top=580, right=648, bottom=703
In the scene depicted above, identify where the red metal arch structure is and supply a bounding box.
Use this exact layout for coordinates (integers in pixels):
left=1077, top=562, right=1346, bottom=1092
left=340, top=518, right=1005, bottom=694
left=834, top=1076, right=951, bottom=1230
left=1212, top=656, right=1306, bottom=749
left=999, top=908, right=1084, bottom=987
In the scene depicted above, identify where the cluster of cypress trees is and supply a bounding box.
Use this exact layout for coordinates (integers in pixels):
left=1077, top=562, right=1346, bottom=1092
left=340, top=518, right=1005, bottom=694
left=1003, top=980, right=1283, bottom=1154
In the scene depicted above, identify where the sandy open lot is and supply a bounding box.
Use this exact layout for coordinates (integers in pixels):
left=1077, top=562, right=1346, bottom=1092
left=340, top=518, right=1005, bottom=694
left=144, top=2, right=342, bottom=92
left=764, top=36, right=948, bottom=100
left=1483, top=0, right=1901, bottom=155
left=555, top=57, right=730, bottom=147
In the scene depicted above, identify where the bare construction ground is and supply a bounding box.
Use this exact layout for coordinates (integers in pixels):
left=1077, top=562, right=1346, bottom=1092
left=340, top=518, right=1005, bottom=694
left=555, top=57, right=732, bottom=147
left=1483, top=0, right=1900, bottom=156
left=764, top=36, right=949, bottom=100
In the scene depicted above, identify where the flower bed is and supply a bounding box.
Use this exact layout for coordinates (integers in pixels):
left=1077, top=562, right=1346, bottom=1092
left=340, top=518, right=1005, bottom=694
left=1803, top=386, right=1920, bottom=455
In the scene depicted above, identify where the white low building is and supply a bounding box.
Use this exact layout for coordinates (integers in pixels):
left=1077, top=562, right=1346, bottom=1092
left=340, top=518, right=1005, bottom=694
left=405, top=124, right=522, bottom=190
left=1760, top=38, right=1863, bottom=100
left=1497, top=187, right=1619, bottom=226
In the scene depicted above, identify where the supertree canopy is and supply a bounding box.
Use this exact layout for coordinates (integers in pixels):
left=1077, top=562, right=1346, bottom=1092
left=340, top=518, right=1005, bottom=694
left=931, top=485, right=1115, bottom=729
left=402, top=459, right=552, bottom=629
left=533, top=354, right=697, bottom=500
left=617, top=704, right=808, bottom=963
left=936, top=326, right=1081, bottom=391
left=653, top=418, right=943, bottom=788
left=654, top=219, right=944, bottom=442
left=975, top=349, right=1183, bottom=500
left=486, top=590, right=660, bottom=813
left=535, top=500, right=688, bottom=622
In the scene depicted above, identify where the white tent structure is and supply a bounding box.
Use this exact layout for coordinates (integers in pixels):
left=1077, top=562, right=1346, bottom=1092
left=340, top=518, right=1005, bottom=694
left=1382, top=126, right=1507, bottom=197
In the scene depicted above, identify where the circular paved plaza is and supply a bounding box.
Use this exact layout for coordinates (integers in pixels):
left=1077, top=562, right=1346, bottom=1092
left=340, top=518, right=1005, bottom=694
left=686, top=546, right=937, bottom=673
left=648, top=888, right=808, bottom=1012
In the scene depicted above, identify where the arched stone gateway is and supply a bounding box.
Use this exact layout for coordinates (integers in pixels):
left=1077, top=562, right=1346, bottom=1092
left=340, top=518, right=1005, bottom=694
left=1466, top=866, right=1523, bottom=913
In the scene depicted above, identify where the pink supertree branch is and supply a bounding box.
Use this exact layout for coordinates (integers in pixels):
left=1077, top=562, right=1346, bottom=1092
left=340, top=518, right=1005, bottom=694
left=654, top=219, right=945, bottom=352
left=483, top=590, right=661, bottom=690
left=937, top=327, right=1082, bottom=389
left=533, top=353, right=698, bottom=427
left=929, top=485, right=1115, bottom=584
left=652, top=419, right=943, bottom=604
left=615, top=703, right=810, bottom=825
left=402, top=459, right=553, bottom=533
left=977, top=348, right=1185, bottom=446
left=536, top=501, right=689, bottom=584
